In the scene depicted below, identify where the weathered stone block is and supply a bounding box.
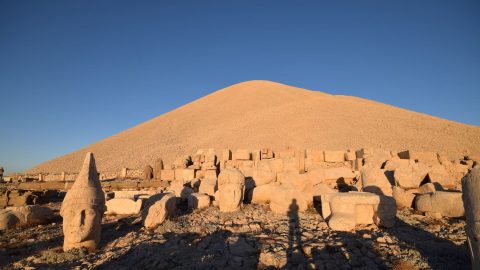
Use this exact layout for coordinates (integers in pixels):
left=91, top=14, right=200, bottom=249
left=324, top=151, right=345, bottom=162
left=260, top=148, right=274, bottom=159
left=394, top=163, right=430, bottom=189
left=398, top=151, right=439, bottom=165
left=187, top=193, right=210, bottom=209
left=199, top=178, right=217, bottom=196
left=392, top=186, right=415, bottom=208
left=233, top=149, right=251, bottom=160
left=106, top=198, right=142, bottom=215
left=204, top=169, right=217, bottom=180
left=325, top=192, right=396, bottom=231
left=142, top=193, right=176, bottom=229
left=415, top=191, right=464, bottom=217
left=361, top=166, right=392, bottom=196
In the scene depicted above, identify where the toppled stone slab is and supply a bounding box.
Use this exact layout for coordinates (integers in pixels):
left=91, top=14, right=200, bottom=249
left=142, top=193, right=176, bottom=229
left=325, top=192, right=396, bottom=231
left=415, top=191, right=464, bottom=218
left=106, top=198, right=143, bottom=215
left=0, top=205, right=54, bottom=230
left=187, top=193, right=210, bottom=209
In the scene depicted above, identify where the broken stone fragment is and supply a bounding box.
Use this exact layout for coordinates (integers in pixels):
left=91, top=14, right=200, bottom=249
left=415, top=191, right=464, bottom=218
left=361, top=165, right=393, bottom=196
left=187, top=193, right=210, bottom=209
left=153, top=159, right=163, bottom=180
left=105, top=198, right=143, bottom=215
left=142, top=193, right=176, bottom=229
left=0, top=205, right=54, bottom=230
left=392, top=186, right=415, bottom=208
left=394, top=163, right=430, bottom=189
left=143, top=165, right=153, bottom=180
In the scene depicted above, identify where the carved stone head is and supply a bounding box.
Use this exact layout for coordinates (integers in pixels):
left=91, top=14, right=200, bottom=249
left=218, top=168, right=245, bottom=212
left=61, top=152, right=105, bottom=251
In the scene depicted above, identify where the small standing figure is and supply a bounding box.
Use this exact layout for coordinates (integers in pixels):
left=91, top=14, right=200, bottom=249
left=144, top=165, right=154, bottom=181
left=0, top=167, right=4, bottom=181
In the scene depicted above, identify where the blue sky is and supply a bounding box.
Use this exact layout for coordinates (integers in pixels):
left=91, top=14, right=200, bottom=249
left=0, top=1, right=479, bottom=174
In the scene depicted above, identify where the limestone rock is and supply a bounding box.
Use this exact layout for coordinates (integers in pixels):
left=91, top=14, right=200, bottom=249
left=217, top=168, right=245, bottom=212
left=277, top=171, right=309, bottom=191
left=153, top=159, right=163, bottom=180
left=361, top=165, right=393, bottom=196
left=199, top=178, right=217, bottom=196
left=251, top=162, right=276, bottom=187
left=462, top=166, right=480, bottom=270
left=326, top=192, right=396, bottom=231
left=60, top=152, right=106, bottom=251
left=418, top=182, right=437, bottom=194
left=0, top=205, right=54, bottom=230
left=187, top=193, right=210, bottom=209
left=233, top=149, right=251, bottom=160
left=415, top=191, right=464, bottom=217
left=143, top=165, right=153, bottom=180
left=428, top=164, right=455, bottom=188
left=392, top=186, right=415, bottom=208
left=173, top=155, right=191, bottom=169
left=394, top=163, right=430, bottom=189
left=106, top=198, right=142, bottom=215
left=143, top=193, right=176, bottom=229
left=168, top=181, right=194, bottom=198
left=269, top=187, right=308, bottom=215
left=250, top=183, right=282, bottom=204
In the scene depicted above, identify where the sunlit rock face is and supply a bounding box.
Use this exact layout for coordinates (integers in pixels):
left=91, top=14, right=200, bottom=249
left=61, top=152, right=105, bottom=251
left=462, top=166, right=480, bottom=270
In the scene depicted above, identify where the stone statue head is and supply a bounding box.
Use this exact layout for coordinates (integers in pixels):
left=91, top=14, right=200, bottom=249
left=61, top=152, right=105, bottom=251
left=218, top=168, right=245, bottom=212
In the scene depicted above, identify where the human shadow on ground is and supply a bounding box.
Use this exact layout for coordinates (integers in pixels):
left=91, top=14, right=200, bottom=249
left=285, top=198, right=389, bottom=270
left=383, top=216, right=470, bottom=269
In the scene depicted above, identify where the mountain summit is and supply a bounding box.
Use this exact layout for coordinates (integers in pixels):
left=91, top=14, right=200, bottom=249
left=29, top=80, right=480, bottom=173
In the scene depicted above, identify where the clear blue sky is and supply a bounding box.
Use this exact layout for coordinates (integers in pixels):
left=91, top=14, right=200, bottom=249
left=1, top=1, right=479, bottom=174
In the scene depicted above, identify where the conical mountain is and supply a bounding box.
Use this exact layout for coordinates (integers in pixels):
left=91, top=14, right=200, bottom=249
left=29, top=80, right=480, bottom=173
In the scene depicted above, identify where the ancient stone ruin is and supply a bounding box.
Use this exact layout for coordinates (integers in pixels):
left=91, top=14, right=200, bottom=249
left=1, top=148, right=479, bottom=269
left=60, top=152, right=106, bottom=251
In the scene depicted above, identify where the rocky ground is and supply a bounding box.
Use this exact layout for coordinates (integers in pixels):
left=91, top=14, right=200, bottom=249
left=0, top=202, right=470, bottom=270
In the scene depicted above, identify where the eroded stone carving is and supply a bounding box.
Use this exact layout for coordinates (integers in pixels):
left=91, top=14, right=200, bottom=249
left=60, top=152, right=106, bottom=251
left=217, top=168, right=245, bottom=212
left=462, top=166, right=480, bottom=269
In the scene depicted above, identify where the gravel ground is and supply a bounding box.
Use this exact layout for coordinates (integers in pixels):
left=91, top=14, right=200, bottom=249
left=0, top=202, right=470, bottom=270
